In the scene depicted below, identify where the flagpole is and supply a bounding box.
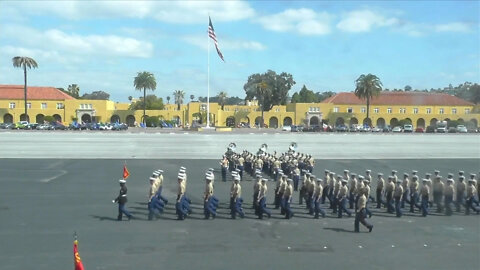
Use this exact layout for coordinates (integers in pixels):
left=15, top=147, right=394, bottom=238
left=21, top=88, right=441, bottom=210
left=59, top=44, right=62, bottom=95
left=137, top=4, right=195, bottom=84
left=206, top=15, right=211, bottom=128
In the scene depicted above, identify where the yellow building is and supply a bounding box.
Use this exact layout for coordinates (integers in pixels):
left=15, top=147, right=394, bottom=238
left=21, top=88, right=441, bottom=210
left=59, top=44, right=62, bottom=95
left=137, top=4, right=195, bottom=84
left=0, top=84, right=478, bottom=129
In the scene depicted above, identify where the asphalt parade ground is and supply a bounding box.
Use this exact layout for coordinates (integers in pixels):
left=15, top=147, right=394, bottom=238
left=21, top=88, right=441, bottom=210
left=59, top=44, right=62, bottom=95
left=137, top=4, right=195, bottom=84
left=0, top=158, right=479, bottom=270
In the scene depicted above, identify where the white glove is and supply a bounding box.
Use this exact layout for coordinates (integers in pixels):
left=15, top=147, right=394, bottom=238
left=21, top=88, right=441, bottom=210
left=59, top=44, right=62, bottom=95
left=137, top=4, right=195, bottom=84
left=112, top=200, right=115, bottom=203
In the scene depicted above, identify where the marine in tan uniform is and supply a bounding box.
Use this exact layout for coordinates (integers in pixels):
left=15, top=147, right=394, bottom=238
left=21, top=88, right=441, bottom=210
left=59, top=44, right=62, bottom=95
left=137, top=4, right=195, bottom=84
left=376, top=173, right=385, bottom=208
left=385, top=176, right=395, bottom=213
left=283, top=178, right=294, bottom=219
left=401, top=173, right=409, bottom=208
left=444, top=177, right=455, bottom=216
left=433, top=175, right=445, bottom=213
left=420, top=179, right=430, bottom=217
left=394, top=179, right=403, bottom=217
left=354, top=192, right=373, bottom=232
left=456, top=176, right=466, bottom=212
left=465, top=179, right=480, bottom=215
left=409, top=176, right=419, bottom=213
left=337, top=178, right=351, bottom=218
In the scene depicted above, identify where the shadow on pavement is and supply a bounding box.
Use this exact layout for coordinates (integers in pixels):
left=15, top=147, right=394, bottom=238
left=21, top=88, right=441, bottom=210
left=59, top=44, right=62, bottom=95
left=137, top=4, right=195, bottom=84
left=323, top=227, right=356, bottom=233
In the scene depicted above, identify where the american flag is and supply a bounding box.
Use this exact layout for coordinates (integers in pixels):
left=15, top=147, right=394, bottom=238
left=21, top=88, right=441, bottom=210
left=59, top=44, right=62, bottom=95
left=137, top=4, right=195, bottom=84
left=208, top=16, right=224, bottom=62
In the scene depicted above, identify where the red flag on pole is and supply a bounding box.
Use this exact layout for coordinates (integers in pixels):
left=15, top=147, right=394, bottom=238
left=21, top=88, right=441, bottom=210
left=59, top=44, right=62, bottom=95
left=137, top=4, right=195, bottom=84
left=123, top=163, right=130, bottom=179
left=73, top=239, right=85, bottom=270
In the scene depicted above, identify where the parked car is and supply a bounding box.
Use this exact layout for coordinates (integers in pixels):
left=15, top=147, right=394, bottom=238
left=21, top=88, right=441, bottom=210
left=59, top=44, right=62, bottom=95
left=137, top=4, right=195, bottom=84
left=382, top=126, right=391, bottom=133
left=392, top=126, right=403, bottom=133
left=467, top=127, right=478, bottom=133
left=27, top=123, right=39, bottom=130
left=86, top=123, right=99, bottom=130
left=335, top=125, right=348, bottom=132
left=51, top=122, right=66, bottom=130
left=112, top=123, right=128, bottom=131
left=403, top=124, right=413, bottom=133
left=361, top=125, right=371, bottom=132
left=371, top=126, right=382, bottom=132
left=447, top=127, right=457, bottom=133
left=456, top=125, right=467, bottom=133
left=436, top=126, right=447, bottom=133
left=349, top=125, right=359, bottom=132
left=15, top=121, right=29, bottom=129
left=282, top=125, right=291, bottom=131
left=36, top=124, right=51, bottom=130
left=291, top=125, right=304, bottom=132
left=415, top=127, right=425, bottom=133
left=425, top=126, right=436, bottom=133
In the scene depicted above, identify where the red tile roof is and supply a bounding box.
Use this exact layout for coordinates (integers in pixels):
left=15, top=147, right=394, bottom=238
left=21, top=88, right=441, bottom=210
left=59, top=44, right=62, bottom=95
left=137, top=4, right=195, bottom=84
left=0, top=85, right=75, bottom=100
left=322, top=92, right=473, bottom=106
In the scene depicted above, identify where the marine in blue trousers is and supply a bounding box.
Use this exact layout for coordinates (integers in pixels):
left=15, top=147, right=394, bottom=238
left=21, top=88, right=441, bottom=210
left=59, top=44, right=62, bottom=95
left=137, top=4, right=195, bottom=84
left=113, top=179, right=133, bottom=221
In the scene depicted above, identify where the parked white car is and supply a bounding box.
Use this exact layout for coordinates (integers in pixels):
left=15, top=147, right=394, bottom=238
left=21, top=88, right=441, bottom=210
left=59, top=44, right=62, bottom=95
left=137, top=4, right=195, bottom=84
left=282, top=125, right=291, bottom=131
left=456, top=125, right=467, bottom=133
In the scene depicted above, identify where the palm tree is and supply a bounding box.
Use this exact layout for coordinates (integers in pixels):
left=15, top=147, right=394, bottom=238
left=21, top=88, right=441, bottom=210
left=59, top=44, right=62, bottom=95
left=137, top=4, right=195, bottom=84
left=67, top=84, right=80, bottom=98
left=256, top=81, right=268, bottom=128
left=173, top=90, right=185, bottom=110
left=166, top=96, right=171, bottom=104
left=354, top=74, right=382, bottom=124
left=128, top=96, right=133, bottom=102
left=12, top=56, right=38, bottom=121
left=133, top=71, right=157, bottom=124
left=217, top=91, right=228, bottom=110
left=190, top=94, right=195, bottom=103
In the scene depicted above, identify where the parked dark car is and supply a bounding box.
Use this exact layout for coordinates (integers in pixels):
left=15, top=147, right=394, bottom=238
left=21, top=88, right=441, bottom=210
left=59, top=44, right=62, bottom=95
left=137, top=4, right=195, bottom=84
left=415, top=127, right=424, bottom=133
left=447, top=127, right=457, bottom=133
left=467, top=127, right=478, bottom=133
left=425, top=126, right=436, bottom=133
left=51, top=122, right=66, bottom=130
left=86, top=122, right=99, bottom=130
left=27, top=123, right=39, bottom=130
left=112, top=123, right=128, bottom=131
left=335, top=125, right=348, bottom=132
left=291, top=125, right=304, bottom=132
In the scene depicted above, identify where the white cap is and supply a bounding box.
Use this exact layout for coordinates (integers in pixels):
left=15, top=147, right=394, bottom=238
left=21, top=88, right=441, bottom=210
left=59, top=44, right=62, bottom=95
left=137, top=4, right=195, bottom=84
left=316, top=178, right=323, bottom=182
left=178, top=174, right=185, bottom=180
left=344, top=170, right=349, bottom=173
left=287, top=178, right=293, bottom=182
left=234, top=175, right=241, bottom=181
left=119, top=179, right=126, bottom=184
left=180, top=166, right=186, bottom=170
left=262, top=178, right=268, bottom=182
left=158, top=170, right=164, bottom=174
left=208, top=168, right=214, bottom=171
left=179, top=169, right=186, bottom=173
left=206, top=175, right=213, bottom=181
left=446, top=178, right=454, bottom=183
left=152, top=172, right=159, bottom=177
left=366, top=170, right=371, bottom=173
left=149, top=177, right=156, bottom=181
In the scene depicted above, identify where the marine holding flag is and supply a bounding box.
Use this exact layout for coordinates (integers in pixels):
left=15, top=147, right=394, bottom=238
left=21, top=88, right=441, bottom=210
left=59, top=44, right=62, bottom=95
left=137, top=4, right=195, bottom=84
left=73, top=238, right=85, bottom=270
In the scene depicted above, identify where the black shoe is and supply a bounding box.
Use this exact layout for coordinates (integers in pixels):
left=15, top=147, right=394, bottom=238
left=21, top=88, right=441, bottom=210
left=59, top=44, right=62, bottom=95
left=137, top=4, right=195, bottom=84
left=128, top=216, right=133, bottom=221
left=354, top=230, right=360, bottom=233
left=369, top=226, right=373, bottom=232
left=368, top=214, right=372, bottom=218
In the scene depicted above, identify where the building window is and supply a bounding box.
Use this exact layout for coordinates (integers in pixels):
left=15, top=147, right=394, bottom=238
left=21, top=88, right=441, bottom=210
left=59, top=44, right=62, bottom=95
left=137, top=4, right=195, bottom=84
left=9, top=102, right=15, bottom=109
left=451, top=108, right=457, bottom=114
left=387, top=108, right=392, bottom=114
left=41, top=103, right=47, bottom=109
left=333, top=107, right=339, bottom=113
left=27, top=103, right=31, bottom=109
left=88, top=104, right=92, bottom=109
left=399, top=108, right=406, bottom=114
left=426, top=108, right=431, bottom=114
left=56, top=103, right=64, bottom=109
left=374, top=108, right=379, bottom=114
left=275, top=108, right=280, bottom=112
left=465, top=108, right=470, bottom=114
left=315, top=107, right=319, bottom=112
left=413, top=108, right=418, bottom=114
left=347, top=108, right=353, bottom=113
left=361, top=107, right=366, bottom=113
left=439, top=108, right=444, bottom=114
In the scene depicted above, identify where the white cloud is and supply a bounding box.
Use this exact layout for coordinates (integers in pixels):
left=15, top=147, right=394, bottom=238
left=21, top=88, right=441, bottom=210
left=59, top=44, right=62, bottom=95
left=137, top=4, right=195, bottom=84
left=256, top=8, right=332, bottom=35
left=182, top=35, right=266, bottom=51
left=2, top=0, right=255, bottom=23
left=1, top=24, right=153, bottom=58
left=435, top=22, right=471, bottom=33
left=337, top=9, right=399, bottom=32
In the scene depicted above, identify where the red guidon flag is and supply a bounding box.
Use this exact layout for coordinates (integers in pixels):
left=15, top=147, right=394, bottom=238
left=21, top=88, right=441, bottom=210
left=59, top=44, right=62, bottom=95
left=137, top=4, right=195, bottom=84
left=73, top=239, right=85, bottom=270
left=123, top=163, right=130, bottom=179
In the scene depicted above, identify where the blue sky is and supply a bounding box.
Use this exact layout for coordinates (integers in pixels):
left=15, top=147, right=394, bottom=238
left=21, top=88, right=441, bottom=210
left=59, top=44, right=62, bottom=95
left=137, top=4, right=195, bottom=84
left=0, top=0, right=478, bottom=102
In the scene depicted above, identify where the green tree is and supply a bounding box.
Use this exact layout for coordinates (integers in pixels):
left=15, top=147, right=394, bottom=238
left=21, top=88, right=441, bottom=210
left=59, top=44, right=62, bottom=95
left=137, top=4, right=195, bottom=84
left=217, top=91, right=228, bottom=109
left=166, top=96, right=170, bottom=104
left=290, top=85, right=317, bottom=103
left=190, top=94, right=195, bottom=102
left=134, top=71, right=157, bottom=124
left=12, top=56, right=38, bottom=120
left=129, top=95, right=164, bottom=110
left=67, top=84, right=80, bottom=98
left=81, top=91, right=110, bottom=100
left=128, top=96, right=133, bottom=102
left=404, top=85, right=412, bottom=91
left=173, top=90, right=185, bottom=110
left=315, top=91, right=335, bottom=102
left=354, top=74, right=383, bottom=121
left=244, top=70, right=295, bottom=111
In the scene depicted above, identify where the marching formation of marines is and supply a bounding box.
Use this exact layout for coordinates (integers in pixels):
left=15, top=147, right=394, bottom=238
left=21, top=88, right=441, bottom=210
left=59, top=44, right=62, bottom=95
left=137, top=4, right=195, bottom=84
left=113, top=143, right=480, bottom=233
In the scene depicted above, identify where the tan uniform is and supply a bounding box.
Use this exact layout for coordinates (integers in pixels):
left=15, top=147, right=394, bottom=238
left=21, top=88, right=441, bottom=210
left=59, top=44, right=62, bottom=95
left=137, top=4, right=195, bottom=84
left=444, top=184, right=454, bottom=198
left=278, top=178, right=287, bottom=194
left=402, top=178, right=409, bottom=192
left=420, top=184, right=429, bottom=197
left=204, top=182, right=213, bottom=201
left=337, top=185, right=348, bottom=199
left=410, top=180, right=419, bottom=193
left=254, top=179, right=261, bottom=193
left=357, top=180, right=364, bottom=195
left=363, top=184, right=371, bottom=198
left=307, top=178, right=316, bottom=195
left=394, top=184, right=403, bottom=200
left=456, top=181, right=466, bottom=194
left=177, top=181, right=186, bottom=201
left=256, top=158, right=263, bottom=169
left=334, top=179, right=341, bottom=196
left=385, top=181, right=394, bottom=194
left=357, top=194, right=367, bottom=210
left=466, top=184, right=476, bottom=199
left=258, top=183, right=268, bottom=199
left=148, top=183, right=156, bottom=201
left=283, top=184, right=293, bottom=199
left=231, top=183, right=241, bottom=200
left=377, top=177, right=385, bottom=191
left=350, top=178, right=357, bottom=194
left=238, top=157, right=244, bottom=166
left=315, top=182, right=323, bottom=199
